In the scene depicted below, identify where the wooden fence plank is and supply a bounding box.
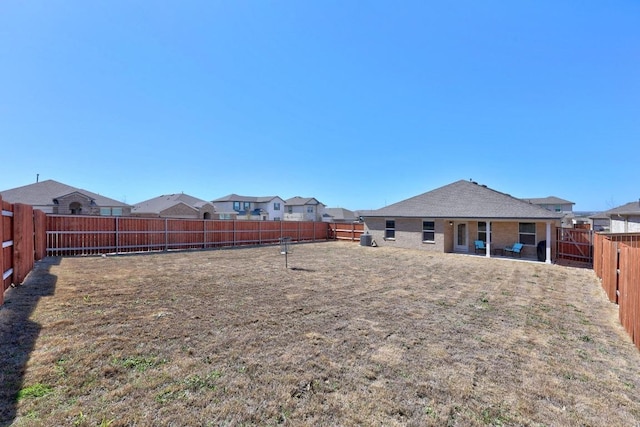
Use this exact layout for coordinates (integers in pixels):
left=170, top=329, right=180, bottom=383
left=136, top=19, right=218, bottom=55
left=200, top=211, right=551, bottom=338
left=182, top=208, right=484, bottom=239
left=45, top=216, right=351, bottom=256
left=13, top=203, right=34, bottom=284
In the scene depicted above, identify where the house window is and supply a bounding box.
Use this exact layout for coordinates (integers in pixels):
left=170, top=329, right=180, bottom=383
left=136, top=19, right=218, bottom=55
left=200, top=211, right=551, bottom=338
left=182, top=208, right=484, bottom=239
left=288, top=206, right=293, bottom=214
left=422, top=220, right=435, bottom=242
left=274, top=202, right=281, bottom=211
left=233, top=201, right=241, bottom=211
left=385, top=220, right=395, bottom=239
left=69, top=202, right=82, bottom=215
left=307, top=206, right=314, bottom=213
left=478, top=221, right=490, bottom=243
left=274, top=217, right=281, bottom=221
left=519, top=222, right=536, bottom=245
left=112, top=208, right=123, bottom=217
left=243, top=202, right=251, bottom=210
left=554, top=205, right=562, bottom=212
left=100, top=208, right=111, bottom=216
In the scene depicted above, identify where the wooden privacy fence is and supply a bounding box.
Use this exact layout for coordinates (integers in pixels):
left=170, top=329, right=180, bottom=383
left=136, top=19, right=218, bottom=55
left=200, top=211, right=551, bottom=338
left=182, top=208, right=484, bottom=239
left=593, top=233, right=640, bottom=350
left=47, top=215, right=335, bottom=256
left=1, top=196, right=47, bottom=306
left=329, top=222, right=364, bottom=241
left=556, top=228, right=593, bottom=264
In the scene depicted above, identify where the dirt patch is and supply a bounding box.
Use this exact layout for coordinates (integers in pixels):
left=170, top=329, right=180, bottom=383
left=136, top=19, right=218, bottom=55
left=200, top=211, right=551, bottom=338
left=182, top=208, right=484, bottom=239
left=1, top=242, right=639, bottom=426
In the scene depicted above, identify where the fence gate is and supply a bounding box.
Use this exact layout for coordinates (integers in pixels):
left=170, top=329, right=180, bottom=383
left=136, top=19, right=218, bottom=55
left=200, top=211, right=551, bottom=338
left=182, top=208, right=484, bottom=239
left=556, top=228, right=593, bottom=265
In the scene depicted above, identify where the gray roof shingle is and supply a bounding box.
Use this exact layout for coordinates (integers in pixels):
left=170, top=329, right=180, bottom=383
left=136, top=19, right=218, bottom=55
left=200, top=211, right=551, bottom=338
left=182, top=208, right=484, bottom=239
left=521, top=196, right=574, bottom=205
left=604, top=200, right=640, bottom=216
left=132, top=193, right=213, bottom=214
left=364, top=180, right=563, bottom=220
left=211, top=194, right=281, bottom=203
left=285, top=197, right=324, bottom=206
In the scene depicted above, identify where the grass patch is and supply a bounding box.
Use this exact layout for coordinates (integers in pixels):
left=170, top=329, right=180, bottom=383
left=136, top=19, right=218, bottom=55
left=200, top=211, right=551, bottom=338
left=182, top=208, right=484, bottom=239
left=111, top=355, right=167, bottom=372
left=16, top=383, right=53, bottom=401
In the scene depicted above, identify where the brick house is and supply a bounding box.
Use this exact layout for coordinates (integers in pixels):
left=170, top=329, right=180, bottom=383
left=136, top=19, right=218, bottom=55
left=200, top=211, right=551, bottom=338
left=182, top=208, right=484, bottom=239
left=0, top=179, right=131, bottom=216
left=132, top=193, right=216, bottom=219
left=361, top=180, right=562, bottom=263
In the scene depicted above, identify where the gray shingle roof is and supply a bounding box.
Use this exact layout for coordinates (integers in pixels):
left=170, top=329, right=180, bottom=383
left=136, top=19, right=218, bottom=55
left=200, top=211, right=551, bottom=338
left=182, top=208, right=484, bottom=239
left=211, top=194, right=280, bottom=203
left=0, top=179, right=130, bottom=207
left=604, top=200, right=640, bottom=215
left=285, top=196, right=324, bottom=206
left=324, top=208, right=358, bottom=221
left=364, top=180, right=563, bottom=219
left=521, top=196, right=574, bottom=205
left=132, top=193, right=213, bottom=214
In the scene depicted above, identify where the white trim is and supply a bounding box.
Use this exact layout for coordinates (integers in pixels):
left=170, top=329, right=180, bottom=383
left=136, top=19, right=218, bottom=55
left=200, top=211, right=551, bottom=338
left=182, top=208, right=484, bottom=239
left=2, top=240, right=13, bottom=248
left=422, top=219, right=435, bottom=243
left=545, top=222, right=552, bottom=264
left=2, top=210, right=13, bottom=217
left=454, top=221, right=469, bottom=252
left=3, top=268, right=13, bottom=281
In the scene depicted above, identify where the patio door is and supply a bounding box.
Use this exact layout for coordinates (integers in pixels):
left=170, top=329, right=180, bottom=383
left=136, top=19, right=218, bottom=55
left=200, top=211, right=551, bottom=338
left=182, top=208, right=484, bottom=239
left=454, top=222, right=468, bottom=252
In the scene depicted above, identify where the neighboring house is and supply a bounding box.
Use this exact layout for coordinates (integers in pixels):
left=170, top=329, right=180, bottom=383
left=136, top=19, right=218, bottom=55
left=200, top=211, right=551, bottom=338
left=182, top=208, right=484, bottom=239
left=322, top=208, right=359, bottom=223
left=602, top=200, right=640, bottom=233
left=285, top=197, right=326, bottom=222
left=521, top=196, right=574, bottom=213
left=0, top=179, right=131, bottom=216
left=211, top=194, right=286, bottom=220
left=361, top=180, right=563, bottom=263
left=132, top=193, right=216, bottom=219
left=522, top=196, right=574, bottom=228
left=589, top=212, right=611, bottom=232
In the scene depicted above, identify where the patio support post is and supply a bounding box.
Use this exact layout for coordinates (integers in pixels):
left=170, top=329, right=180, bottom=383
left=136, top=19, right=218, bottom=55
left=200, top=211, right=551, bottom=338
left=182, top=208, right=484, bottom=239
left=486, top=221, right=492, bottom=258
left=545, top=221, right=552, bottom=264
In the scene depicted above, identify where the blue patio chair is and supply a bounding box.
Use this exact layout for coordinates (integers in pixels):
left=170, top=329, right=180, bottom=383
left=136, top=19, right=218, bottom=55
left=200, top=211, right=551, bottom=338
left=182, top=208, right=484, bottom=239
left=474, top=240, right=486, bottom=254
left=504, top=242, right=524, bottom=257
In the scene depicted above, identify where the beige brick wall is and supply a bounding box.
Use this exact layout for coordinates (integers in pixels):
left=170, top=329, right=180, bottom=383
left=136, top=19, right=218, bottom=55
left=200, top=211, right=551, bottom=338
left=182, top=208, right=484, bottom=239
left=364, top=218, right=446, bottom=252
left=365, top=217, right=557, bottom=258
left=56, top=193, right=109, bottom=215
left=162, top=204, right=200, bottom=218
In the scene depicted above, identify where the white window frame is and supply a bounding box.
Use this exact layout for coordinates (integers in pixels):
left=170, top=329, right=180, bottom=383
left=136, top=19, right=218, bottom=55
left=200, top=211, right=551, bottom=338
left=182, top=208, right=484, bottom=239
left=385, top=219, right=396, bottom=240
left=478, top=221, right=490, bottom=243
left=518, top=222, right=536, bottom=246
left=422, top=220, right=435, bottom=243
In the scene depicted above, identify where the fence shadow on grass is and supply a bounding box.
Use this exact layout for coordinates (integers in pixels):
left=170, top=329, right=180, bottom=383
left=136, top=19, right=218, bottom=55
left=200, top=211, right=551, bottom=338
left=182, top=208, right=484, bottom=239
left=0, top=257, right=60, bottom=427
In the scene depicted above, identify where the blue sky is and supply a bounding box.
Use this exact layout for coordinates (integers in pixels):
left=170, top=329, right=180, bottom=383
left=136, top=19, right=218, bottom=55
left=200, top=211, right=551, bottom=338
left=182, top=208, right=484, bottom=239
left=1, top=1, right=638, bottom=211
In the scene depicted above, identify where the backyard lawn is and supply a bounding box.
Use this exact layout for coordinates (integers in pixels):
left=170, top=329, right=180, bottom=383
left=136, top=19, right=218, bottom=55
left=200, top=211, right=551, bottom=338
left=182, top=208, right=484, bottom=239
left=1, top=242, right=639, bottom=426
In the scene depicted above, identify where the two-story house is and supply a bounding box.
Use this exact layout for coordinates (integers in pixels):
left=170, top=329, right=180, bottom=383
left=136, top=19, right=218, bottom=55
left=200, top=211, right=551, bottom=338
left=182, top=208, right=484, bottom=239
left=211, top=194, right=286, bottom=220
left=284, top=197, right=326, bottom=222
left=522, top=196, right=574, bottom=228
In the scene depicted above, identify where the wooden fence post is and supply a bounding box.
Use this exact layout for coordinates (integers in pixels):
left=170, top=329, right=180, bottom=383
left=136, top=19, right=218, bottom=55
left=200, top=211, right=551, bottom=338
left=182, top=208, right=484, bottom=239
left=33, top=210, right=47, bottom=260
left=0, top=196, right=5, bottom=306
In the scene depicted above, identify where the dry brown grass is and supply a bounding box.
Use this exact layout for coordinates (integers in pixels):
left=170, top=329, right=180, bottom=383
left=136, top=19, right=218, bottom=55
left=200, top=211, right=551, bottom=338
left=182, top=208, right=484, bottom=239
left=1, top=242, right=640, bottom=426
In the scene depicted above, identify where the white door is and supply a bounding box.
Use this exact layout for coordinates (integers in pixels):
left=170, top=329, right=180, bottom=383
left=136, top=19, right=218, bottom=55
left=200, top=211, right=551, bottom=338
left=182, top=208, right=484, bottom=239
left=454, top=222, right=468, bottom=252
